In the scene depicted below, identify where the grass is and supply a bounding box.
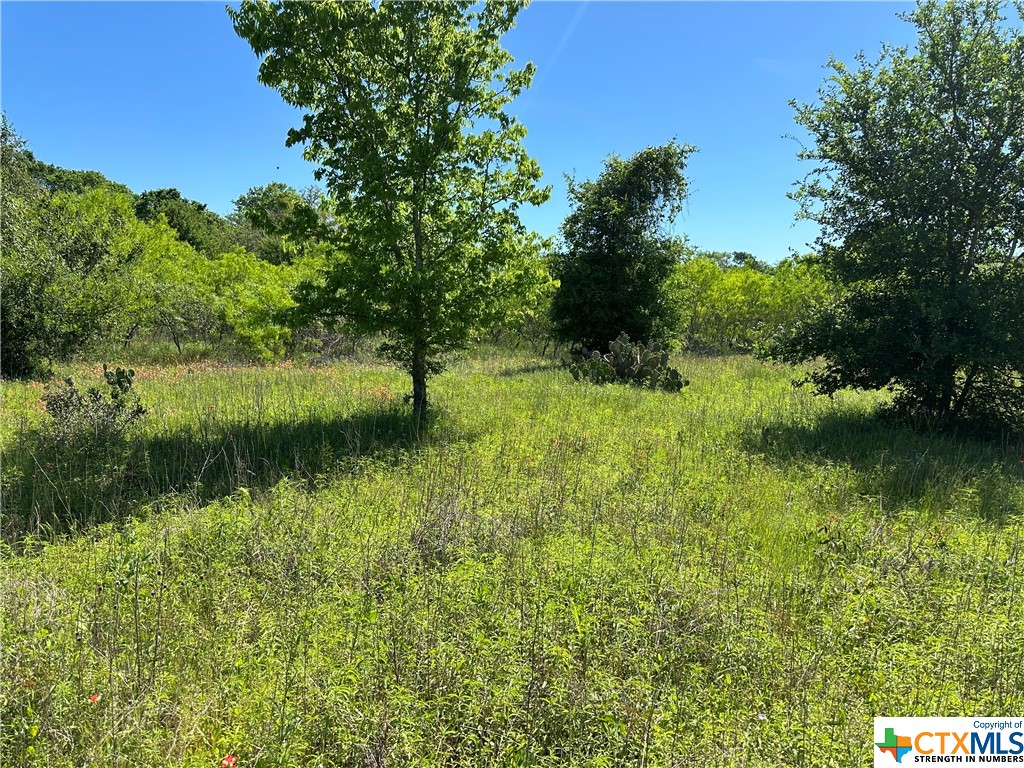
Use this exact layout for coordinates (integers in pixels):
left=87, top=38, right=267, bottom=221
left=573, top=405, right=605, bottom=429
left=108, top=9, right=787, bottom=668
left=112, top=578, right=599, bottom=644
left=2, top=350, right=1023, bottom=766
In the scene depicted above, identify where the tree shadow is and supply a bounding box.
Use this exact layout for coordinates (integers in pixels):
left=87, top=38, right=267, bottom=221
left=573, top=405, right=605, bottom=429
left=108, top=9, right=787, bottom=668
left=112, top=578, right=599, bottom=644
left=493, top=360, right=564, bottom=378
left=2, top=405, right=441, bottom=543
left=741, top=410, right=1024, bottom=521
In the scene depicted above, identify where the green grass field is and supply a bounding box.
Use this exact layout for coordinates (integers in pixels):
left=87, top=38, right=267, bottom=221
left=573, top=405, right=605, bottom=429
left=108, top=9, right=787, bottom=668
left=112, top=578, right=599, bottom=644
left=2, top=351, right=1023, bottom=767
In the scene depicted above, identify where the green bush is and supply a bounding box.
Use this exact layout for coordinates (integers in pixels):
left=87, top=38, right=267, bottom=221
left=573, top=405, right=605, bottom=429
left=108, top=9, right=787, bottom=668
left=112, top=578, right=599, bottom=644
left=668, top=254, right=830, bottom=353
left=570, top=333, right=689, bottom=392
left=42, top=365, right=146, bottom=444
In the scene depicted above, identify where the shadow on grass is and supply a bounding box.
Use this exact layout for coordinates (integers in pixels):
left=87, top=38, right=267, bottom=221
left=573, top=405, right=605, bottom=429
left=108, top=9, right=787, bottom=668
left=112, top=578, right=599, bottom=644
left=741, top=410, right=1024, bottom=520
left=493, top=360, right=564, bottom=378
left=2, top=405, right=436, bottom=543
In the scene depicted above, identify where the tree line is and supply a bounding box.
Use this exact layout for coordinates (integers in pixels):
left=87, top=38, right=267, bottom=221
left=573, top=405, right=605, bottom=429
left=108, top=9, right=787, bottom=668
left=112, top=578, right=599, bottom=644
left=0, top=118, right=823, bottom=373
left=0, top=119, right=333, bottom=373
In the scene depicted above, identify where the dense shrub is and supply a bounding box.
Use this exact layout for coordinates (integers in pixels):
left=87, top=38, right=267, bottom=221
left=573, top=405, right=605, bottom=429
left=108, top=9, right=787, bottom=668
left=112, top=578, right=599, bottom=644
left=551, top=142, right=694, bottom=351
left=42, top=365, right=146, bottom=443
left=1, top=184, right=151, bottom=376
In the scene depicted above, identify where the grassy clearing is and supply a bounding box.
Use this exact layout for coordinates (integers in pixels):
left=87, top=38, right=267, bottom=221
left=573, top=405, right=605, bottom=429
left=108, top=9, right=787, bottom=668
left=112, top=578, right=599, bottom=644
left=2, top=351, right=1023, bottom=766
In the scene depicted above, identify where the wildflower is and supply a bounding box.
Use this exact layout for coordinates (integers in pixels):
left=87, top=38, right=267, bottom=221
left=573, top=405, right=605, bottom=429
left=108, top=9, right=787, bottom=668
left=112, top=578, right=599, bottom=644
left=88, top=693, right=100, bottom=703
left=221, top=754, right=238, bottom=768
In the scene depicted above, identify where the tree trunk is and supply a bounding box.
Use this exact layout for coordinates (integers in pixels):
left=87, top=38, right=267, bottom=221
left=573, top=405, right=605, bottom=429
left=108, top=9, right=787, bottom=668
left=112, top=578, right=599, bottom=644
left=922, top=355, right=957, bottom=424
left=411, top=344, right=428, bottom=423
left=411, top=173, right=428, bottom=423
left=938, top=357, right=957, bottom=420
left=950, top=363, right=979, bottom=419
left=123, top=322, right=140, bottom=349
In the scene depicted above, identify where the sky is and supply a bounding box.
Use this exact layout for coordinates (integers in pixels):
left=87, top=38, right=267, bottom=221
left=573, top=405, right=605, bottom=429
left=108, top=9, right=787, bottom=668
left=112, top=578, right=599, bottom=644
left=1, top=1, right=919, bottom=262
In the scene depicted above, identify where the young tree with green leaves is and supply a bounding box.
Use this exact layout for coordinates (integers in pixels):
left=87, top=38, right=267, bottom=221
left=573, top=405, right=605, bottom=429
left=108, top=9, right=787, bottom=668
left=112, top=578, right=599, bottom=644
left=550, top=141, right=695, bottom=352
left=230, top=0, right=549, bottom=418
left=770, top=0, right=1024, bottom=430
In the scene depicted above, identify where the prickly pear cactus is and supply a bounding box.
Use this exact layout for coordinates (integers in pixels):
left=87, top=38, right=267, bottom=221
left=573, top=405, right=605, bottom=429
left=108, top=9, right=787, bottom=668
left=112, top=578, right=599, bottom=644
left=569, top=333, right=689, bottom=392
left=570, top=353, right=615, bottom=384
left=102, top=364, right=137, bottom=406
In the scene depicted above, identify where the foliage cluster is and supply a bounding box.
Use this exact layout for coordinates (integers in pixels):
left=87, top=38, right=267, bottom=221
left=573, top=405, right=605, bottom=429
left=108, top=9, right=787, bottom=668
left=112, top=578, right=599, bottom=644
left=768, top=0, right=1024, bottom=431
left=134, top=187, right=238, bottom=257
left=668, top=253, right=831, bottom=353
left=0, top=117, right=330, bottom=374
left=550, top=141, right=695, bottom=352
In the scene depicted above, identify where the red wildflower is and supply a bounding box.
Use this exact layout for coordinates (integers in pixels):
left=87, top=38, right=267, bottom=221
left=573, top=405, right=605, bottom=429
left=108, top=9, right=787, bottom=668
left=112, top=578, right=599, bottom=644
left=88, top=693, right=100, bottom=703
left=221, top=754, right=238, bottom=768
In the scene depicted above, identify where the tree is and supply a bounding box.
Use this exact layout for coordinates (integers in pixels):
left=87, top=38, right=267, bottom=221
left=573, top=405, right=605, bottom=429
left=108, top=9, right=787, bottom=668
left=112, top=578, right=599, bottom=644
left=1, top=184, right=154, bottom=375
left=770, top=0, right=1024, bottom=430
left=130, top=221, right=218, bottom=354
left=2, top=119, right=168, bottom=374
left=135, top=188, right=237, bottom=257
left=29, top=159, right=135, bottom=198
left=230, top=182, right=325, bottom=264
left=36, top=189, right=152, bottom=360
left=230, top=0, right=549, bottom=418
left=549, top=141, right=695, bottom=352
left=1, top=116, right=50, bottom=376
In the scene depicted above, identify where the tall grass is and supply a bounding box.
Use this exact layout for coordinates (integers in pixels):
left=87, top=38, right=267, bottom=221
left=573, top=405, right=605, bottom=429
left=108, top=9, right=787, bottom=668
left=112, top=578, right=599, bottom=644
left=2, top=351, right=1022, bottom=766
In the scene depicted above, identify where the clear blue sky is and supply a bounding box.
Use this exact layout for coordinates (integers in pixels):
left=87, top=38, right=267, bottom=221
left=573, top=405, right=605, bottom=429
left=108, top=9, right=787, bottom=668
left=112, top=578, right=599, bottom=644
left=1, top=1, right=917, bottom=262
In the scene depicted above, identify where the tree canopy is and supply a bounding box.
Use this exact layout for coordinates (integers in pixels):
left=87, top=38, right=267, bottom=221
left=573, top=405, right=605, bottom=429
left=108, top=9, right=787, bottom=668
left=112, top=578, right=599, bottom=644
left=549, top=141, right=695, bottom=352
left=0, top=116, right=320, bottom=373
left=230, top=182, right=326, bottom=264
left=134, top=188, right=239, bottom=258
left=769, top=0, right=1024, bottom=431
left=230, top=0, right=550, bottom=418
